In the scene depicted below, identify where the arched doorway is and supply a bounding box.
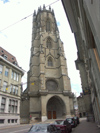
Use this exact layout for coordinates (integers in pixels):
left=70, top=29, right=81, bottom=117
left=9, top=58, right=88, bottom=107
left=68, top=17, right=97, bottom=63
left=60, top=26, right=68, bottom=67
left=47, top=96, right=66, bottom=119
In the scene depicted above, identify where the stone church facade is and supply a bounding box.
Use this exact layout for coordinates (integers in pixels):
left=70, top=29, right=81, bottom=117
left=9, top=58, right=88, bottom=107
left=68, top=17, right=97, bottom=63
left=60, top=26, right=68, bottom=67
left=20, top=6, right=74, bottom=124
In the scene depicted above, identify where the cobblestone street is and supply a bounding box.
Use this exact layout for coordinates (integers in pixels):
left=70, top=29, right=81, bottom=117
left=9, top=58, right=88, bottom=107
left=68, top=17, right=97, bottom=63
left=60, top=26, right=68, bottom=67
left=72, top=118, right=100, bottom=133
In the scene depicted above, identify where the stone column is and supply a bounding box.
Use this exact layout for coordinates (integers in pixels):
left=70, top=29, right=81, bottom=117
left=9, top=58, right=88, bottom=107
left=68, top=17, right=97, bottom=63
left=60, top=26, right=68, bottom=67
left=1, top=65, right=6, bottom=88
left=64, top=97, right=71, bottom=117
left=17, top=100, right=20, bottom=114
left=8, top=69, right=12, bottom=93
left=5, top=97, right=9, bottom=113
left=41, top=96, right=47, bottom=121
left=18, top=74, right=21, bottom=96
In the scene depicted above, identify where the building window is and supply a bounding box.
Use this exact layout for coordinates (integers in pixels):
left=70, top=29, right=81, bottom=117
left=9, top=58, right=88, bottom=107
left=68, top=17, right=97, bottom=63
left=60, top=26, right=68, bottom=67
left=15, top=119, right=17, bottom=123
left=47, top=38, right=52, bottom=49
left=8, top=119, right=10, bottom=123
left=48, top=58, right=53, bottom=66
left=10, top=85, right=18, bottom=95
left=5, top=68, right=9, bottom=77
left=4, top=55, right=7, bottom=60
left=0, top=65, right=3, bottom=74
left=13, top=86, right=16, bottom=94
left=0, top=79, right=1, bottom=89
left=15, top=106, right=17, bottom=113
left=1, top=97, right=6, bottom=104
left=13, top=61, right=17, bottom=66
left=46, top=80, right=58, bottom=91
left=0, top=98, right=6, bottom=113
left=9, top=99, right=11, bottom=105
left=12, top=100, right=15, bottom=105
left=11, top=119, right=14, bottom=123
left=10, top=85, right=13, bottom=93
left=12, top=71, right=19, bottom=81
left=0, top=119, right=4, bottom=124
left=16, top=86, right=18, bottom=95
left=46, top=19, right=50, bottom=31
left=9, top=105, right=11, bottom=113
left=16, top=74, right=19, bottom=81
left=1, top=104, right=5, bottom=112
left=3, top=82, right=7, bottom=92
left=83, top=112, right=86, bottom=117
left=12, top=106, right=14, bottom=113
left=11, top=71, right=14, bottom=79
left=9, top=99, right=11, bottom=113
left=14, top=72, right=17, bottom=80
left=8, top=99, right=18, bottom=114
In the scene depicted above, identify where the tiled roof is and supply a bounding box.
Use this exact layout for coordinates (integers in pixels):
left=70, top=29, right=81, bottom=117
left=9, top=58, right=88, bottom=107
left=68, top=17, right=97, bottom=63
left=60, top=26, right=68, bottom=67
left=0, top=47, right=18, bottom=66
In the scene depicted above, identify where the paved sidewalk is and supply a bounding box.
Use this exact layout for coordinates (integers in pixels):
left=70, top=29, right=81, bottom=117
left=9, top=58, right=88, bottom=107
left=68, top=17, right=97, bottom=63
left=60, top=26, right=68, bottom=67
left=72, top=118, right=100, bottom=133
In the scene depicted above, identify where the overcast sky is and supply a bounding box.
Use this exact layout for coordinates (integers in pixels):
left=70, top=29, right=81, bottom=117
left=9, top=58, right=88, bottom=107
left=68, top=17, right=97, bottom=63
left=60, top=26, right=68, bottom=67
left=0, top=0, right=82, bottom=96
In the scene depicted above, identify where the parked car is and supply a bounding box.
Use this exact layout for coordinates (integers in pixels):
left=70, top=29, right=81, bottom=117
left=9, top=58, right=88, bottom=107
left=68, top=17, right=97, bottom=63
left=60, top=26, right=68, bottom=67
left=28, top=123, right=61, bottom=133
left=73, top=116, right=80, bottom=124
left=66, top=118, right=77, bottom=128
left=54, top=120, right=72, bottom=133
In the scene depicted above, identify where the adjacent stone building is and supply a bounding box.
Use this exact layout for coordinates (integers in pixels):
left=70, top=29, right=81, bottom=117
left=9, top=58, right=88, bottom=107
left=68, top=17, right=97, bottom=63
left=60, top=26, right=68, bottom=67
left=77, top=93, right=86, bottom=118
left=20, top=6, right=74, bottom=124
left=73, top=95, right=79, bottom=117
left=0, top=47, right=24, bottom=126
left=61, top=0, right=100, bottom=123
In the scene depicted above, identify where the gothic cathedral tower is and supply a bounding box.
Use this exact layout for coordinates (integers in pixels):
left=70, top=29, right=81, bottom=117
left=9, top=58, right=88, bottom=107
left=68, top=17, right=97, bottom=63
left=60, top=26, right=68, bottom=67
left=20, top=6, right=74, bottom=123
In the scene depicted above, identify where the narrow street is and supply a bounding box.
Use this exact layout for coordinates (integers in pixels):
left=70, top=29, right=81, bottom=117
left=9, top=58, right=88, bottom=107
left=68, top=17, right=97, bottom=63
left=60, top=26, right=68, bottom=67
left=0, top=118, right=100, bottom=133
left=72, top=118, right=100, bottom=133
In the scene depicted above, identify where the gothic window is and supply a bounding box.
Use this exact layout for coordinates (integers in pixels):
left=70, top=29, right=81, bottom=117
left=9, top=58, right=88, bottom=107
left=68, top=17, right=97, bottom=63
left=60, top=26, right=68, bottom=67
left=47, top=38, right=52, bottom=49
left=48, top=57, right=53, bottom=66
left=46, top=80, right=58, bottom=91
left=46, top=19, right=50, bottom=31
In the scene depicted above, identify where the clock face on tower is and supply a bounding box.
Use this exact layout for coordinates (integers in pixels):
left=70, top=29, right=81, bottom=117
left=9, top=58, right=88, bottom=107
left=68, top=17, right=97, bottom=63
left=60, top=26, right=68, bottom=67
left=46, top=80, right=58, bottom=91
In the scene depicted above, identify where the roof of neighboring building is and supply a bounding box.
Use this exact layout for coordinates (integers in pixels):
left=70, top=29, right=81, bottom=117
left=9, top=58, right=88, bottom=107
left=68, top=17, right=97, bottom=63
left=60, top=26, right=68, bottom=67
left=0, top=46, right=18, bottom=66
left=0, top=47, right=25, bottom=74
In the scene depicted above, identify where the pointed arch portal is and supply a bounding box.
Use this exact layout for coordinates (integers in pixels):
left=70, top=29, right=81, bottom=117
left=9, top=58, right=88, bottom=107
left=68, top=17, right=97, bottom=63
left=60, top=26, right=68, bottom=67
left=47, top=96, right=66, bottom=119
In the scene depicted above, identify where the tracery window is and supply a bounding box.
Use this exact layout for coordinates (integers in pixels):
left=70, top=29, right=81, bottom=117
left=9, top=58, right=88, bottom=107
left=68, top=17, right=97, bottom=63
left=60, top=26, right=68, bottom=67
left=47, top=38, right=52, bottom=49
left=46, top=19, right=50, bottom=31
left=48, top=57, right=53, bottom=66
left=46, top=80, right=58, bottom=91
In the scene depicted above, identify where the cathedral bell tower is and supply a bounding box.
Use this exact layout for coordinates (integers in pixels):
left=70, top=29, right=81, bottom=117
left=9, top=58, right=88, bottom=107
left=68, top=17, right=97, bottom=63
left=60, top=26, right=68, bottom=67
left=20, top=5, right=74, bottom=123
